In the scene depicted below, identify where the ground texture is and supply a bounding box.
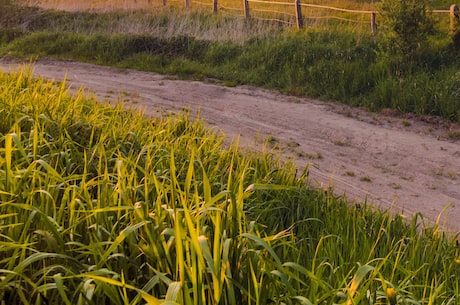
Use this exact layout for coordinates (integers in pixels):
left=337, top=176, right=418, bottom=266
left=1, top=58, right=459, bottom=232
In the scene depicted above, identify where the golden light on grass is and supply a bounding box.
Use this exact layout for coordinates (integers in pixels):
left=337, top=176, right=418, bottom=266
left=386, top=287, right=397, bottom=305
left=0, top=62, right=459, bottom=304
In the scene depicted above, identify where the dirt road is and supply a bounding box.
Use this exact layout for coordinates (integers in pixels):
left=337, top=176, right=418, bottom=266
left=1, top=58, right=459, bottom=233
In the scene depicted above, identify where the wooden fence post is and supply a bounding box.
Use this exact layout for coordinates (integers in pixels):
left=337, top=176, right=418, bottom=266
left=451, top=4, right=459, bottom=32
left=295, top=0, right=303, bottom=29
left=185, top=0, right=190, bottom=9
left=243, top=0, right=250, bottom=20
left=371, top=12, right=377, bottom=36
left=163, top=0, right=166, bottom=5
left=213, top=0, right=218, bottom=13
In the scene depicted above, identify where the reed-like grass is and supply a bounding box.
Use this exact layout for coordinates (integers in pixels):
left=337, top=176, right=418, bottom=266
left=0, top=67, right=459, bottom=304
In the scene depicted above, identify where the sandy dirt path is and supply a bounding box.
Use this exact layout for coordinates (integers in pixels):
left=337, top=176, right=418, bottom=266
left=1, top=58, right=460, bottom=233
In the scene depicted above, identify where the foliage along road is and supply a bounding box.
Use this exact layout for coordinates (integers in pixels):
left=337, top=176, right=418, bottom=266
left=1, top=58, right=460, bottom=233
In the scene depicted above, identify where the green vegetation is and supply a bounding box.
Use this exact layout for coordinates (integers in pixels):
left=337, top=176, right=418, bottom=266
left=1, top=63, right=459, bottom=305
left=0, top=2, right=460, bottom=122
left=378, top=0, right=435, bottom=62
left=1, top=2, right=460, bottom=303
left=450, top=4, right=460, bottom=48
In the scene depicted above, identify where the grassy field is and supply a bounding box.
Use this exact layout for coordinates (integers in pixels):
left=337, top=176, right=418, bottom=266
left=1, top=0, right=460, bottom=122
left=1, top=1, right=460, bottom=303
left=0, top=64, right=459, bottom=305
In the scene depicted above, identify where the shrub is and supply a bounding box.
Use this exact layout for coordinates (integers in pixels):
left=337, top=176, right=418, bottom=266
left=450, top=4, right=460, bottom=48
left=378, top=0, right=435, bottom=72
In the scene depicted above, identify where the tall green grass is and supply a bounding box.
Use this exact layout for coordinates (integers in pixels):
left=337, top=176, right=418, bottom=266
left=0, top=67, right=459, bottom=304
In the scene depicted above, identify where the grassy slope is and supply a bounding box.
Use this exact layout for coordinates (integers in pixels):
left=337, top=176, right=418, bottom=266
left=0, top=65, right=459, bottom=304
left=1, top=4, right=460, bottom=122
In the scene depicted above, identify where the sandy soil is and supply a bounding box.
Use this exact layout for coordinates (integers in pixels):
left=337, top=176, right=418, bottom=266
left=1, top=58, right=460, bottom=233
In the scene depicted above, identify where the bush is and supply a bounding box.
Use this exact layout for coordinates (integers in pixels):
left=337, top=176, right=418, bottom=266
left=450, top=5, right=460, bottom=48
left=378, top=0, right=435, bottom=71
left=0, top=0, right=17, bottom=27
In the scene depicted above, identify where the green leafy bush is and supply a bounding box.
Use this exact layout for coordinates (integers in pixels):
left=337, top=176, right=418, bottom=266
left=450, top=4, right=460, bottom=48
left=378, top=0, right=435, bottom=70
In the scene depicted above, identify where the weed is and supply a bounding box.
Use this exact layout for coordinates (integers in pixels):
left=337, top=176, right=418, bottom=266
left=345, top=171, right=356, bottom=177
left=287, top=140, right=300, bottom=148
left=402, top=120, right=411, bottom=127
left=447, top=131, right=460, bottom=140
left=306, top=152, right=323, bottom=159
left=222, top=80, right=238, bottom=87
left=266, top=135, right=279, bottom=145
left=334, top=139, right=349, bottom=146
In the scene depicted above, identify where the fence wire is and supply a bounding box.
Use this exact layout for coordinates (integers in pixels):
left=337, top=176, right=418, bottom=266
left=252, top=8, right=296, bottom=17
left=251, top=16, right=294, bottom=25
left=307, top=15, right=368, bottom=24
left=219, top=6, right=244, bottom=17
left=300, top=3, right=374, bottom=14
left=192, top=0, right=213, bottom=7
left=248, top=0, right=295, bottom=6
left=157, top=0, right=453, bottom=33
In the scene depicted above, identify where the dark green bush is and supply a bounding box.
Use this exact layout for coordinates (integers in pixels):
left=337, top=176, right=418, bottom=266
left=450, top=5, right=460, bottom=48
left=378, top=0, right=435, bottom=68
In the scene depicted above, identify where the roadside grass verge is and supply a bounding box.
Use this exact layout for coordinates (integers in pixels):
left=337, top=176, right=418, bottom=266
left=0, top=66, right=459, bottom=304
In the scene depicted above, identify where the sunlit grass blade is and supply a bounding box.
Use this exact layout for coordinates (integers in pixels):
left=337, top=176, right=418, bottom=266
left=77, top=273, right=162, bottom=305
